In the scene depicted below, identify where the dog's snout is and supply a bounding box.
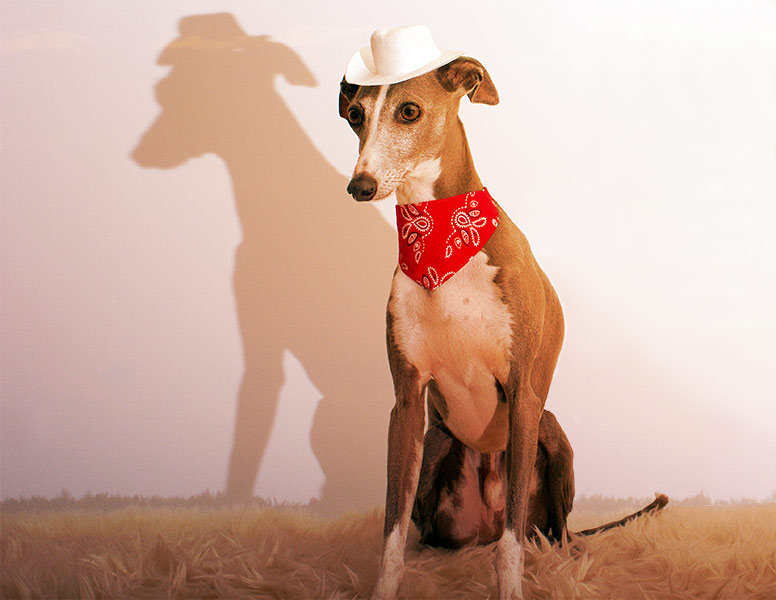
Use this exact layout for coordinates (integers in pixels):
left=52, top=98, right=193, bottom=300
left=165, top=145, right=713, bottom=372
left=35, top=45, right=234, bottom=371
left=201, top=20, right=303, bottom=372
left=347, top=173, right=378, bottom=202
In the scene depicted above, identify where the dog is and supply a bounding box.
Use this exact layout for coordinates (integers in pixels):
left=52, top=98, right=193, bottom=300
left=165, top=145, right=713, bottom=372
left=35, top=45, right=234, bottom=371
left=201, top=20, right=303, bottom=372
left=339, top=26, right=666, bottom=599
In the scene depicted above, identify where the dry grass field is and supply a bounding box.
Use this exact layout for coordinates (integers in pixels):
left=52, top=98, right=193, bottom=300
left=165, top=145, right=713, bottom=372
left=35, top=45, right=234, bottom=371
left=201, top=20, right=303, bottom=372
left=2, top=494, right=775, bottom=599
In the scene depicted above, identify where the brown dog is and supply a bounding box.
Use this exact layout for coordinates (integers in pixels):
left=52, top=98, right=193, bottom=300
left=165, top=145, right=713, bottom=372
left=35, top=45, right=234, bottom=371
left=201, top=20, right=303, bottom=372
left=339, top=26, right=666, bottom=599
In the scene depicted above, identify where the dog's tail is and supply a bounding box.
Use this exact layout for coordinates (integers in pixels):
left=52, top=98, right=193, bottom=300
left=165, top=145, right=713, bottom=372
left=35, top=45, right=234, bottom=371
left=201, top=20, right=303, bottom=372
left=574, top=493, right=669, bottom=537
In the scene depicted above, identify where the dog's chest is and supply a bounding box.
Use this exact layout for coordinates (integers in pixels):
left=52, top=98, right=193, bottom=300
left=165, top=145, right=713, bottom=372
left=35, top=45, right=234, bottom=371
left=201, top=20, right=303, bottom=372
left=389, top=251, right=513, bottom=451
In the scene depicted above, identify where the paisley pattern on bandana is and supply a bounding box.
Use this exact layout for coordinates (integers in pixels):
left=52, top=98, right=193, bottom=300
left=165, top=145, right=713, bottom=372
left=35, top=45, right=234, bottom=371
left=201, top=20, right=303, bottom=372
left=398, top=203, right=434, bottom=266
left=395, top=188, right=499, bottom=290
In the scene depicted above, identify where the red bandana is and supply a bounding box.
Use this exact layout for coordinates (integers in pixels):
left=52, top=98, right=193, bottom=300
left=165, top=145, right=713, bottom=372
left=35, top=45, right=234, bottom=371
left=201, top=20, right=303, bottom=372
left=395, top=188, right=499, bottom=290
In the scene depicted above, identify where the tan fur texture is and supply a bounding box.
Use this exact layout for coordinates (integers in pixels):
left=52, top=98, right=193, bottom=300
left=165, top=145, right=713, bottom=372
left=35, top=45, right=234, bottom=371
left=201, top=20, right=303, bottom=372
left=2, top=498, right=775, bottom=599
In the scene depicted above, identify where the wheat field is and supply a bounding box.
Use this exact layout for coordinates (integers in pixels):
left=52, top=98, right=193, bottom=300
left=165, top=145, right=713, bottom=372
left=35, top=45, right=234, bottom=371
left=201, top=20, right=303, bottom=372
left=2, top=494, right=775, bottom=599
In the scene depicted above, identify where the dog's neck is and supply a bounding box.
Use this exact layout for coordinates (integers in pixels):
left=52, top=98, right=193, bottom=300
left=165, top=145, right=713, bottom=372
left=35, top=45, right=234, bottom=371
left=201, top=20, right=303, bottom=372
left=396, top=117, right=483, bottom=205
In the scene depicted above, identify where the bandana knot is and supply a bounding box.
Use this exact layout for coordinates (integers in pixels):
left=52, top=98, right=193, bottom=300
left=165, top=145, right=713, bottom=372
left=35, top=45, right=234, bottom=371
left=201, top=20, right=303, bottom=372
left=395, top=188, right=499, bottom=290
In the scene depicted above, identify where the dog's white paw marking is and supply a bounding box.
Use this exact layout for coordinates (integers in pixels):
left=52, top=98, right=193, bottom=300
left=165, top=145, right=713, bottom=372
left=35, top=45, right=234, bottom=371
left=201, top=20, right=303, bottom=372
left=496, top=528, right=525, bottom=599
left=373, top=527, right=405, bottom=599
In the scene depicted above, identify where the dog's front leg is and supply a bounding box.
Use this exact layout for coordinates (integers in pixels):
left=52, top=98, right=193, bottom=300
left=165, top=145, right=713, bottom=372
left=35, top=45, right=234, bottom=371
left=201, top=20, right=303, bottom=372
left=373, top=341, right=426, bottom=599
left=496, top=379, right=542, bottom=600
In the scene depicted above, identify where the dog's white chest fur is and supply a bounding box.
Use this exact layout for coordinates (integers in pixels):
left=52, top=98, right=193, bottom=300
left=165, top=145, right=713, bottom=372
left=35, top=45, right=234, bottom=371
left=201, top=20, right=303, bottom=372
left=389, top=251, right=513, bottom=452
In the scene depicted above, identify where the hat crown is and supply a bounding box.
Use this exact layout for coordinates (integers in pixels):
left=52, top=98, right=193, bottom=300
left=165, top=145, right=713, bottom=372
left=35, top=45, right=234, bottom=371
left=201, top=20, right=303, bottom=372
left=344, top=25, right=462, bottom=86
left=370, top=26, right=441, bottom=77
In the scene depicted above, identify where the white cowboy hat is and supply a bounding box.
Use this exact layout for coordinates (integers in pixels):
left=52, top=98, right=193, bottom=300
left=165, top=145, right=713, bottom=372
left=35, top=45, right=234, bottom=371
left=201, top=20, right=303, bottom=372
left=345, top=25, right=463, bottom=86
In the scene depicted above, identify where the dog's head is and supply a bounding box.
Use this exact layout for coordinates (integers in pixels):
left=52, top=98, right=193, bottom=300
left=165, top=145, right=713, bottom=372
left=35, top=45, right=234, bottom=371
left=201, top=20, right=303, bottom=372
left=339, top=57, right=498, bottom=202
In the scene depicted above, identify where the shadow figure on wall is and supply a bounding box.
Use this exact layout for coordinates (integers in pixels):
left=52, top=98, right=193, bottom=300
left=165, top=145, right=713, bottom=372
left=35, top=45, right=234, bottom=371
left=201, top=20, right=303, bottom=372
left=133, top=13, right=395, bottom=515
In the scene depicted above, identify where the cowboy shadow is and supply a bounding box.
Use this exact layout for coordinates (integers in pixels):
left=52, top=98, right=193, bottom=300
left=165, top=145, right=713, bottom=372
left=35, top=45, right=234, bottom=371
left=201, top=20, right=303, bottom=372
left=132, top=12, right=395, bottom=515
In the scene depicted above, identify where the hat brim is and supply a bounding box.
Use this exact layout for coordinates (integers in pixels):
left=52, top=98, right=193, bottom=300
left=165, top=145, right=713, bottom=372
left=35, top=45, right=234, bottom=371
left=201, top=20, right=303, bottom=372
left=344, top=46, right=464, bottom=86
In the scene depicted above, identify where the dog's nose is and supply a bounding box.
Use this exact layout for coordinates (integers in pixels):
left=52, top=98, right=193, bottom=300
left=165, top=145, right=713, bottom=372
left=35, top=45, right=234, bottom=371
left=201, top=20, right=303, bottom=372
left=347, top=173, right=378, bottom=202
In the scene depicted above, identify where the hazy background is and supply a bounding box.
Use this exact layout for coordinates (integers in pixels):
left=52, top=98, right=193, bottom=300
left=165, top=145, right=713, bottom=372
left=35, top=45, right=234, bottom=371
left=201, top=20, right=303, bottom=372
left=2, top=0, right=775, bottom=514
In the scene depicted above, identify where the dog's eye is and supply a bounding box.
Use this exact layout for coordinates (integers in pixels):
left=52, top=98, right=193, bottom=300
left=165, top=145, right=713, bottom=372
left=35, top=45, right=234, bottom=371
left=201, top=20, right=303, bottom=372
left=347, top=106, right=363, bottom=126
left=399, top=103, right=421, bottom=123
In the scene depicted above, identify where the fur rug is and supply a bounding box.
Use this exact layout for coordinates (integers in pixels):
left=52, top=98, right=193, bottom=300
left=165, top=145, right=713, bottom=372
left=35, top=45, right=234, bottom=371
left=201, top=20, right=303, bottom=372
left=2, top=496, right=775, bottom=599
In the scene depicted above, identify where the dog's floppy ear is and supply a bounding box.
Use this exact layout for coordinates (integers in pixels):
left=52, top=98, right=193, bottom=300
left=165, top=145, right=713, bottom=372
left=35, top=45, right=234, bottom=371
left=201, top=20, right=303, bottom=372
left=339, top=77, right=360, bottom=119
left=435, top=57, right=499, bottom=105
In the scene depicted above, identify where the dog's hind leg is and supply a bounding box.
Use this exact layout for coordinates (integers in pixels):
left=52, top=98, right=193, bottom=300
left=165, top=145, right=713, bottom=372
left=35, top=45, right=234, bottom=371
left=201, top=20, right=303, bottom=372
left=413, top=381, right=508, bottom=548
left=412, top=381, right=476, bottom=548
left=537, top=410, right=574, bottom=541
left=412, top=408, right=456, bottom=545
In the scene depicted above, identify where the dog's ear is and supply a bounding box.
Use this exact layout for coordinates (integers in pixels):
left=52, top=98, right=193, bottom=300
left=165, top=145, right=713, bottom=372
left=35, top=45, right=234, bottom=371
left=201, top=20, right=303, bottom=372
left=435, top=57, right=499, bottom=105
left=339, top=77, right=360, bottom=119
